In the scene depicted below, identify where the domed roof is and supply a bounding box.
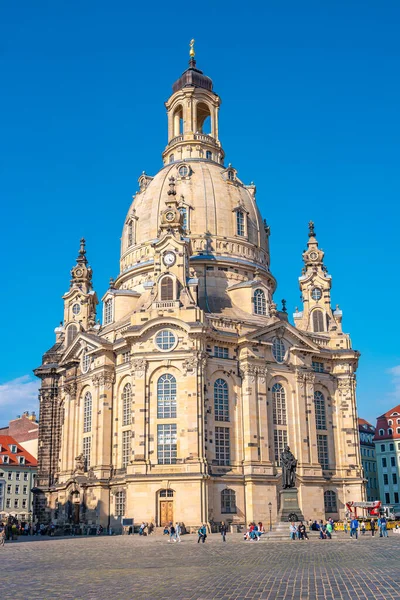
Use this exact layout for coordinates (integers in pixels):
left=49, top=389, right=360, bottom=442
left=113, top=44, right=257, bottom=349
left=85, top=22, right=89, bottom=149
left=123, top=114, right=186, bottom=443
left=121, top=159, right=270, bottom=273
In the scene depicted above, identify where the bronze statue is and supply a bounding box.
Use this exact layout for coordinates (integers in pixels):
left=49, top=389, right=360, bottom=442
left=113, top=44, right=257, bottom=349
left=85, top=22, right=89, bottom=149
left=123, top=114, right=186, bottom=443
left=280, top=445, right=297, bottom=489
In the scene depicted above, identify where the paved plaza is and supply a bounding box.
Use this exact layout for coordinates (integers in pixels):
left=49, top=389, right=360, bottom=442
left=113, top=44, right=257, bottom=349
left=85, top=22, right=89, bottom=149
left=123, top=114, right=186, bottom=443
left=2, top=533, right=400, bottom=600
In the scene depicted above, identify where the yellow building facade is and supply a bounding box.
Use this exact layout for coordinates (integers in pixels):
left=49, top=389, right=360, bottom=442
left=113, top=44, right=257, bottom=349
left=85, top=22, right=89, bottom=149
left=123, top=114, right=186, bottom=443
left=34, top=52, right=364, bottom=530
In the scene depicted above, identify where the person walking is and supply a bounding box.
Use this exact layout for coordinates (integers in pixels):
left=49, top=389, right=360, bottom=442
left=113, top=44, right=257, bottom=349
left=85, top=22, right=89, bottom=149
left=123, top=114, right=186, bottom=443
left=381, top=517, right=388, bottom=538
left=370, top=518, right=376, bottom=537
left=326, top=521, right=333, bottom=539
left=197, top=524, right=207, bottom=543
left=169, top=522, right=176, bottom=542
left=350, top=517, right=359, bottom=539
left=0, top=524, right=5, bottom=547
left=175, top=522, right=182, bottom=542
left=360, top=520, right=366, bottom=535
left=220, top=521, right=228, bottom=542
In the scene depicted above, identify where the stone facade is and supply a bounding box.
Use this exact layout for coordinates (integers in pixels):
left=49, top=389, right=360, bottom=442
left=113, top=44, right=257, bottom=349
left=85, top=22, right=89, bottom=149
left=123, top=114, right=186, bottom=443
left=374, top=404, right=400, bottom=512
left=34, top=51, right=364, bottom=530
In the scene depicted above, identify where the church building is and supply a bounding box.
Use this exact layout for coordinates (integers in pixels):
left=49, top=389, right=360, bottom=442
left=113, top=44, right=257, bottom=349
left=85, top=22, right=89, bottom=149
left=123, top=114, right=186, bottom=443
left=34, top=47, right=364, bottom=530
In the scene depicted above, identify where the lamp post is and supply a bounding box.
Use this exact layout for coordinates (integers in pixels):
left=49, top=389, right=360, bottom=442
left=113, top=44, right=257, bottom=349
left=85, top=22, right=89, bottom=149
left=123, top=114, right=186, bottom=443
left=268, top=502, right=272, bottom=531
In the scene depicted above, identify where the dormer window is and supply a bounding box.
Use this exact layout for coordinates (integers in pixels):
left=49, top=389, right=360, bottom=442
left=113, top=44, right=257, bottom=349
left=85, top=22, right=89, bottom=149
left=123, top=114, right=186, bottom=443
left=236, top=211, right=245, bottom=237
left=228, top=169, right=235, bottom=181
left=18, top=456, right=25, bottom=465
left=104, top=298, right=113, bottom=325
left=388, top=419, right=393, bottom=425
left=388, top=428, right=393, bottom=435
left=11, top=445, right=17, bottom=454
left=254, top=289, right=267, bottom=316
left=379, top=429, right=384, bottom=436
left=160, top=276, right=174, bottom=301
left=2, top=455, right=9, bottom=464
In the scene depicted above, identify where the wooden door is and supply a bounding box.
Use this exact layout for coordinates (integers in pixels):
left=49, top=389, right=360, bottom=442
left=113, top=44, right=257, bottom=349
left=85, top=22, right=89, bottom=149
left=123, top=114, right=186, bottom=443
left=160, top=501, right=173, bottom=525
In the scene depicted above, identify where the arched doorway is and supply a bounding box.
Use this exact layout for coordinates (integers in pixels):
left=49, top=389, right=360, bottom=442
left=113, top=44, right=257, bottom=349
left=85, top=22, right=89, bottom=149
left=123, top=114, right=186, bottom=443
left=158, top=489, right=174, bottom=526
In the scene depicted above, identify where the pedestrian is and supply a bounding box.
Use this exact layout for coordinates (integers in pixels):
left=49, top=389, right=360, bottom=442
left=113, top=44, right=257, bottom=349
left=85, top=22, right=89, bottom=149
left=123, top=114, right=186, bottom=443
left=289, top=522, right=297, bottom=541
left=220, top=521, right=228, bottom=542
left=197, top=524, right=207, bottom=543
left=175, top=522, right=182, bottom=542
left=350, top=517, right=359, bottom=539
left=326, top=521, right=333, bottom=539
left=169, top=522, right=176, bottom=542
left=0, top=524, right=5, bottom=547
left=381, top=517, right=388, bottom=538
left=361, top=520, right=366, bottom=535
left=343, top=518, right=348, bottom=534
left=370, top=518, right=376, bottom=537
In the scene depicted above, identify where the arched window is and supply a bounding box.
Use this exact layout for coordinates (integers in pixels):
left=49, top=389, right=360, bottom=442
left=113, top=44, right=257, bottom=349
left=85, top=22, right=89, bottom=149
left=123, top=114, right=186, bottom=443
left=197, top=102, right=211, bottom=134
left=272, top=338, right=285, bottom=363
left=388, top=419, right=393, bottom=425
left=236, top=211, right=245, bottom=236
left=214, top=378, right=229, bottom=422
left=254, top=289, right=266, bottom=315
left=157, top=374, right=177, bottom=418
left=160, top=276, right=174, bottom=301
left=81, top=351, right=91, bottom=374
left=228, top=169, right=235, bottom=181
left=312, top=309, right=324, bottom=332
left=179, top=206, right=188, bottom=232
left=159, top=489, right=174, bottom=497
left=388, top=428, right=393, bottom=435
left=379, top=429, right=384, bottom=436
left=221, top=489, right=236, bottom=514
left=206, top=150, right=212, bottom=160
left=169, top=154, right=174, bottom=163
left=272, top=383, right=286, bottom=425
left=83, top=392, right=92, bottom=433
left=314, top=391, right=326, bottom=430
left=67, top=324, right=78, bottom=346
left=122, top=383, right=132, bottom=426
left=173, top=106, right=183, bottom=136
left=324, top=490, right=337, bottom=513
left=104, top=298, right=113, bottom=325
left=115, top=490, right=126, bottom=517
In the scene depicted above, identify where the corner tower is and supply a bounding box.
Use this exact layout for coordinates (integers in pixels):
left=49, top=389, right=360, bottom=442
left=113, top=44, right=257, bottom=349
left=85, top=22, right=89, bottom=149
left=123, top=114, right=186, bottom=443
left=162, top=40, right=224, bottom=166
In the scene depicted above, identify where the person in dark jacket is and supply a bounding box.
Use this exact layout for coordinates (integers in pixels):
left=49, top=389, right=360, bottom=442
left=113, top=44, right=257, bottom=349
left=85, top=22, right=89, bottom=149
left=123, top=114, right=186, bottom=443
left=370, top=519, right=376, bottom=536
left=220, top=521, right=228, bottom=542
left=197, top=524, right=207, bottom=543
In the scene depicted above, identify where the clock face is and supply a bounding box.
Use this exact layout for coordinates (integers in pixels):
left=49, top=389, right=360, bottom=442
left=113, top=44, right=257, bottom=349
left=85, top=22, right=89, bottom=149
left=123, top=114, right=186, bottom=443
left=165, top=211, right=175, bottom=222
left=309, top=252, right=318, bottom=261
left=163, top=252, right=176, bottom=267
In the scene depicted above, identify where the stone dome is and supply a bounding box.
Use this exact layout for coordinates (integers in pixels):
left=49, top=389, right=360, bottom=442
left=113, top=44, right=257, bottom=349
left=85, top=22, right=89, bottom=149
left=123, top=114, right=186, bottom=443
left=119, top=159, right=270, bottom=281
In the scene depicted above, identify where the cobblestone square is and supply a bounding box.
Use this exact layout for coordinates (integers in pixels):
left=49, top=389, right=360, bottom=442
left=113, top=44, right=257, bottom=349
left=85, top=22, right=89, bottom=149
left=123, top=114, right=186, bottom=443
left=2, top=533, right=400, bottom=600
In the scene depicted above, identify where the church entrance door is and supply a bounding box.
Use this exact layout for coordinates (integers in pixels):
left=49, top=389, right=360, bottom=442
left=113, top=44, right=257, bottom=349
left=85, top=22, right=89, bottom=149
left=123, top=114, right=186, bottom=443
left=160, top=501, right=173, bottom=526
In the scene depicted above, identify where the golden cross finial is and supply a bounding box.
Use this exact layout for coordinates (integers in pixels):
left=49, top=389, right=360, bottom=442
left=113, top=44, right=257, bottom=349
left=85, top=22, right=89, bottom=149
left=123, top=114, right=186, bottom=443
left=189, top=39, right=195, bottom=58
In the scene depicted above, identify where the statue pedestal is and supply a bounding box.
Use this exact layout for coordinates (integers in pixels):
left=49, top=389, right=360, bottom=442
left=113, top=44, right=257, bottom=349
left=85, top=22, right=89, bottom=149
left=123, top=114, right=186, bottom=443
left=278, top=488, right=304, bottom=522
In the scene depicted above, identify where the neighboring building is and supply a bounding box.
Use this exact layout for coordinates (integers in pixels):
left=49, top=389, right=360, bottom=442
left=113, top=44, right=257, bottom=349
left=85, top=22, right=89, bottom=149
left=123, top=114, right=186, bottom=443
left=358, top=418, right=379, bottom=501
left=374, top=404, right=400, bottom=512
left=0, top=435, right=37, bottom=521
left=33, top=46, right=364, bottom=530
left=0, top=412, right=39, bottom=459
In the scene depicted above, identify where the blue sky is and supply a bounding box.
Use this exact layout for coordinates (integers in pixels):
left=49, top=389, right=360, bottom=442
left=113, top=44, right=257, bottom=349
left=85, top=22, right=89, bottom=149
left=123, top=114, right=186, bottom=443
left=1, top=1, right=399, bottom=427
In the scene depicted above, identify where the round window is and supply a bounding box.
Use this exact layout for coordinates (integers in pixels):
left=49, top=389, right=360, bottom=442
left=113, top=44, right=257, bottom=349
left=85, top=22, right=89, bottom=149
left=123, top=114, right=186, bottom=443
left=155, top=329, right=177, bottom=351
left=178, top=165, right=189, bottom=177
left=72, top=303, right=81, bottom=315
left=311, top=288, right=322, bottom=301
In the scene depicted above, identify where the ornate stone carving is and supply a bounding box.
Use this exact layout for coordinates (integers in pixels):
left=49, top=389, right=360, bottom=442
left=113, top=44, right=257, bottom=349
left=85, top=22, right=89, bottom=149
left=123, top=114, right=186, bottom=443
left=74, top=453, right=85, bottom=473
left=64, top=382, right=78, bottom=398
left=92, top=372, right=114, bottom=389
left=131, top=358, right=147, bottom=378
left=183, top=352, right=207, bottom=375
left=239, top=364, right=268, bottom=384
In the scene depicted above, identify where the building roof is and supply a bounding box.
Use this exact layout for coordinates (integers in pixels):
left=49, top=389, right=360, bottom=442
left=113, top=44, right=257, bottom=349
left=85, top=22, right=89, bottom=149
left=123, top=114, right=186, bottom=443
left=373, top=403, right=400, bottom=441
left=358, top=418, right=375, bottom=434
left=0, top=435, right=37, bottom=467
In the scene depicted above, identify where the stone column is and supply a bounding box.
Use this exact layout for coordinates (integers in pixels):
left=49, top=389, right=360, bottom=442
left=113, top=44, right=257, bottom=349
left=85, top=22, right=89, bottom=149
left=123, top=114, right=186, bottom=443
left=239, top=363, right=259, bottom=466
left=130, top=358, right=148, bottom=474
left=92, top=372, right=114, bottom=477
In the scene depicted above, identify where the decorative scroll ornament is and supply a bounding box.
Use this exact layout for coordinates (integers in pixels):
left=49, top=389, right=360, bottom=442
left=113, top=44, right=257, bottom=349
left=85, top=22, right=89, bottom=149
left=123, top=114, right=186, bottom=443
left=131, top=358, right=147, bottom=378
left=183, top=351, right=207, bottom=375
left=239, top=364, right=268, bottom=384
left=337, top=376, right=355, bottom=398
left=64, top=382, right=78, bottom=398
left=92, top=372, right=114, bottom=389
